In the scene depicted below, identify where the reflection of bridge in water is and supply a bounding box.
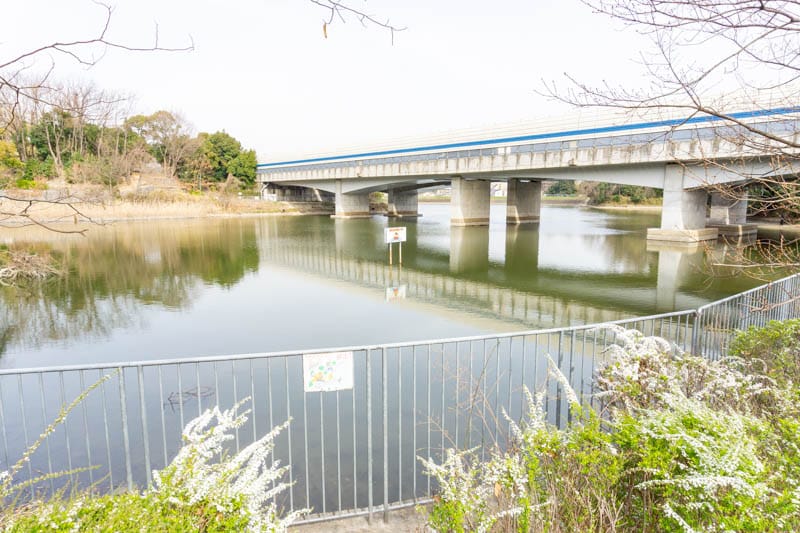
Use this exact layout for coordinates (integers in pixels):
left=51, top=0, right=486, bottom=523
left=261, top=225, right=714, bottom=329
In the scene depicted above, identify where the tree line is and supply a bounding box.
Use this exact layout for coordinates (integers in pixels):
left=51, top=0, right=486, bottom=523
left=0, top=81, right=256, bottom=190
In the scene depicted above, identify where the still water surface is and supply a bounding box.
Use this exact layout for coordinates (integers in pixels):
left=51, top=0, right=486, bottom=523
left=1, top=204, right=767, bottom=369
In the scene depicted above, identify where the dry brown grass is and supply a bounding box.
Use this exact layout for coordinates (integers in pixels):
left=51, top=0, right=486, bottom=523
left=0, top=183, right=317, bottom=226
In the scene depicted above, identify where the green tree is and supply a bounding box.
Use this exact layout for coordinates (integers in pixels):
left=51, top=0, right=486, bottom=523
left=0, top=140, right=23, bottom=171
left=546, top=180, right=577, bottom=196
left=227, top=149, right=257, bottom=186
left=201, top=131, right=242, bottom=182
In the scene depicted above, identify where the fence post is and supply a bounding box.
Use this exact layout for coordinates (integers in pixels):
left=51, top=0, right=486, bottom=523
left=367, top=350, right=373, bottom=524
left=691, top=309, right=702, bottom=356
left=382, top=346, right=389, bottom=524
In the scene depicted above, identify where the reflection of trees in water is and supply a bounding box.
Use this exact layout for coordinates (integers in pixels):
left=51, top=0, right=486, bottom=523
left=0, top=220, right=259, bottom=355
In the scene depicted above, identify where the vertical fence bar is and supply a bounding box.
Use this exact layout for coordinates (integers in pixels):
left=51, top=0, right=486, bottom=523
left=232, top=361, right=241, bottom=453
left=382, top=347, right=389, bottom=523
left=302, top=369, right=310, bottom=509
left=320, top=392, right=326, bottom=513
left=157, top=366, right=168, bottom=467
left=59, top=372, right=74, bottom=481
left=427, top=344, right=432, bottom=494
left=137, top=365, right=152, bottom=487
left=352, top=367, right=357, bottom=511
left=441, top=344, right=446, bottom=459
left=196, top=363, right=203, bottom=418
left=118, top=369, right=133, bottom=491
left=412, top=346, right=417, bottom=500
left=37, top=373, right=55, bottom=492
left=482, top=339, right=489, bottom=458
left=79, top=370, right=93, bottom=485
left=454, top=342, right=460, bottom=449
left=0, top=381, right=9, bottom=472
left=506, top=337, right=513, bottom=425
left=16, top=375, right=34, bottom=498
left=367, top=349, right=373, bottom=523
left=249, top=361, right=256, bottom=443
left=100, top=370, right=114, bottom=488
left=397, top=347, right=402, bottom=502
left=176, top=365, right=185, bottom=436
left=336, top=390, right=342, bottom=512
left=466, top=341, right=473, bottom=449
left=284, top=357, right=294, bottom=512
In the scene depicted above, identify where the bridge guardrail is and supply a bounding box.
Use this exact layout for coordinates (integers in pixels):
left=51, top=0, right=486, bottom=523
left=0, top=272, right=797, bottom=524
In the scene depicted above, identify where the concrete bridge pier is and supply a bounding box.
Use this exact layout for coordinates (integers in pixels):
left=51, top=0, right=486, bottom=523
left=706, top=191, right=757, bottom=242
left=647, top=165, right=718, bottom=243
left=451, top=177, right=490, bottom=226
left=332, top=180, right=371, bottom=219
left=387, top=189, right=420, bottom=218
left=506, top=179, right=542, bottom=224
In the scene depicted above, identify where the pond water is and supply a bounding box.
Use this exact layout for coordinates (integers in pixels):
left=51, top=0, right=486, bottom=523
left=1, top=203, right=769, bottom=369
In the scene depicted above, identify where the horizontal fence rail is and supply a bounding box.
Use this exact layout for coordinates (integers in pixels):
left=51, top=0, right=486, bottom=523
left=0, top=272, right=797, bottom=524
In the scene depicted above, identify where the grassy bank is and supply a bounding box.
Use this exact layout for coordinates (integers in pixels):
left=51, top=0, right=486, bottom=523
left=586, top=203, right=662, bottom=213
left=0, top=186, right=334, bottom=226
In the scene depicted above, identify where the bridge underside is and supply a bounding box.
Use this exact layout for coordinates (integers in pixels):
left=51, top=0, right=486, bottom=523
left=260, top=159, right=788, bottom=242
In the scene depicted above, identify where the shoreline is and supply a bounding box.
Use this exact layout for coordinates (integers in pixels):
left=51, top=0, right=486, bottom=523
left=585, top=204, right=662, bottom=213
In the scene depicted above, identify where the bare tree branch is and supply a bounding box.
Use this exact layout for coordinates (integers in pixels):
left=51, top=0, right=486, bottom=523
left=308, top=0, right=406, bottom=44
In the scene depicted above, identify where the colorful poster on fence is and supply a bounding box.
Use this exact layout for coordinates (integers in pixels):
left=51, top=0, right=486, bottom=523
left=303, top=351, right=354, bottom=392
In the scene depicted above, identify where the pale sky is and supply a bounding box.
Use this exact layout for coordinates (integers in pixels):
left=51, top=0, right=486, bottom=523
left=3, top=0, right=653, bottom=161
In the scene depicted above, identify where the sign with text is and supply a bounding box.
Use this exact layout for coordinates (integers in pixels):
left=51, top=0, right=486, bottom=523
left=384, top=227, right=407, bottom=244
left=303, top=351, right=354, bottom=392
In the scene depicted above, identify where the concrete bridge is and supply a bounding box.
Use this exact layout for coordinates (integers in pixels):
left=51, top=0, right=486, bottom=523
left=258, top=107, right=799, bottom=242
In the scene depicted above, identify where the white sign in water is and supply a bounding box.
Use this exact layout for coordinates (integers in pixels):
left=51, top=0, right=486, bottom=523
left=303, top=351, right=354, bottom=392
left=384, top=227, right=407, bottom=243
left=385, top=285, right=407, bottom=301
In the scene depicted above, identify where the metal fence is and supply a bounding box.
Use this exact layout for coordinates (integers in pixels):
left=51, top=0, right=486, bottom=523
left=0, top=272, right=797, bottom=524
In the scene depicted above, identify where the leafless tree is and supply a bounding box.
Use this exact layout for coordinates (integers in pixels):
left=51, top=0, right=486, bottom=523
left=0, top=2, right=192, bottom=234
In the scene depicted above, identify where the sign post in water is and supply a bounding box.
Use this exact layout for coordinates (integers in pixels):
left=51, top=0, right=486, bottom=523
left=384, top=226, right=406, bottom=265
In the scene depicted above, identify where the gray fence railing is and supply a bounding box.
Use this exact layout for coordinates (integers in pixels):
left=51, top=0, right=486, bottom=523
left=0, top=272, right=797, bottom=524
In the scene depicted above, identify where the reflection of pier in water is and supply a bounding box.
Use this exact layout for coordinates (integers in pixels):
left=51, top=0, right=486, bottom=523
left=261, top=239, right=710, bottom=329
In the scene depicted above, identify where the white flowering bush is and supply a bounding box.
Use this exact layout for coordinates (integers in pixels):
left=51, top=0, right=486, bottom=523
left=423, top=364, right=624, bottom=533
left=151, top=399, right=306, bottom=532
left=422, top=324, right=800, bottom=532
left=596, top=325, right=773, bottom=413
left=1, top=398, right=305, bottom=532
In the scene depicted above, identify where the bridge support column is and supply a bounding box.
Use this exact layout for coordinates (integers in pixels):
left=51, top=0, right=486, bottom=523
left=706, top=191, right=757, bottom=243
left=506, top=179, right=541, bottom=224
left=332, top=180, right=371, bottom=219
left=647, top=165, right=718, bottom=243
left=387, top=190, right=419, bottom=218
left=451, top=177, right=490, bottom=226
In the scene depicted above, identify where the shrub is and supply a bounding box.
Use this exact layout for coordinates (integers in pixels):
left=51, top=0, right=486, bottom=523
left=422, top=365, right=625, bottom=533
left=1, top=395, right=305, bottom=532
left=729, top=319, right=800, bottom=386
left=423, top=324, right=800, bottom=532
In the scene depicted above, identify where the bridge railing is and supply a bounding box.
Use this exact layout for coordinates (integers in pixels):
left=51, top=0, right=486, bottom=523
left=0, top=272, right=797, bottom=524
